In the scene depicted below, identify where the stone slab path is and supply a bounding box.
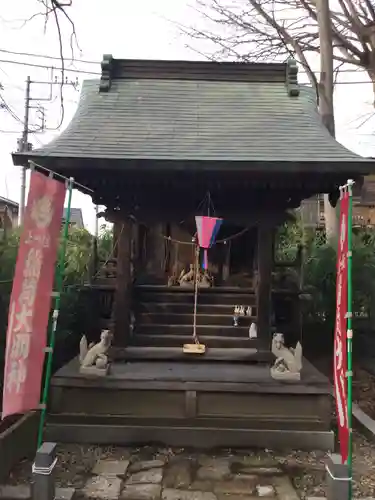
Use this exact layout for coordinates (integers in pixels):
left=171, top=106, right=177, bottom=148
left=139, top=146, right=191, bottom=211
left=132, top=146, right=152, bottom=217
left=80, top=455, right=299, bottom=500
left=2, top=445, right=375, bottom=499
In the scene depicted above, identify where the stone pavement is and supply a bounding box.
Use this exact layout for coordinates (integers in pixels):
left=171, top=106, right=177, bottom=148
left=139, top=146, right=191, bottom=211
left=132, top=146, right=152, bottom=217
left=81, top=455, right=299, bottom=500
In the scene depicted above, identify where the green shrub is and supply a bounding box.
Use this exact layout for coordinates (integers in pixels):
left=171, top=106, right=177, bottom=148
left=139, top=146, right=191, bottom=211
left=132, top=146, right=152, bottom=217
left=0, top=225, right=113, bottom=342
left=276, top=222, right=375, bottom=331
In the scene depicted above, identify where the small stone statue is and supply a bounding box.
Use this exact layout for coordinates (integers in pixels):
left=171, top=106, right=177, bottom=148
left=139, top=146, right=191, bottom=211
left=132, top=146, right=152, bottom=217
left=200, top=271, right=213, bottom=288
left=270, top=332, right=302, bottom=382
left=178, top=264, right=213, bottom=288
left=129, top=312, right=136, bottom=336
left=233, top=306, right=240, bottom=326
left=249, top=322, right=257, bottom=339
left=79, top=329, right=113, bottom=376
left=179, top=265, right=195, bottom=286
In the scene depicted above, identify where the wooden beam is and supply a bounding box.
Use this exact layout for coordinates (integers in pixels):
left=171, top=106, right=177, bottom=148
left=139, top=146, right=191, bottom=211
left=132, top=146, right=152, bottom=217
left=256, top=224, right=274, bottom=348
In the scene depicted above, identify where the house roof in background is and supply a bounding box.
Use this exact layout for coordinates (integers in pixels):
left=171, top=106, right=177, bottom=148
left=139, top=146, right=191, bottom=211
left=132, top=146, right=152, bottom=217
left=63, top=207, right=84, bottom=228
left=0, top=196, right=19, bottom=209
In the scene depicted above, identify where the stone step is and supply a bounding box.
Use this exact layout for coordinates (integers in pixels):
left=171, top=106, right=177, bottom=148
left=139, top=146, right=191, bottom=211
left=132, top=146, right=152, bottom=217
left=130, top=334, right=256, bottom=348
left=135, top=285, right=255, bottom=294
left=134, top=291, right=256, bottom=306
left=136, top=324, right=252, bottom=337
left=112, top=346, right=273, bottom=362
left=137, top=313, right=256, bottom=326
left=45, top=418, right=333, bottom=450
left=136, top=302, right=257, bottom=315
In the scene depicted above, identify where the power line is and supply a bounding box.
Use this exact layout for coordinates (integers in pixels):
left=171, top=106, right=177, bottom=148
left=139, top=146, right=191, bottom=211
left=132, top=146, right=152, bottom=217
left=0, top=48, right=99, bottom=65
left=0, top=58, right=100, bottom=75
left=0, top=47, right=370, bottom=75
left=0, top=85, right=48, bottom=151
left=0, top=57, right=372, bottom=84
left=0, top=93, right=43, bottom=133
left=0, top=94, right=23, bottom=124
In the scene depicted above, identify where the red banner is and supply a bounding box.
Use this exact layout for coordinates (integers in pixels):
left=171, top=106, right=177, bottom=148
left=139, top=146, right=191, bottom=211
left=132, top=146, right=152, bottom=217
left=2, top=171, right=65, bottom=419
left=333, top=190, right=349, bottom=463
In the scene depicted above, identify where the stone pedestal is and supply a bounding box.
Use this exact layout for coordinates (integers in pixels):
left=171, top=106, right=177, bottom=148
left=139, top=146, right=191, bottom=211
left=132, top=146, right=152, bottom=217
left=31, top=442, right=57, bottom=500
left=325, top=453, right=351, bottom=500
left=80, top=364, right=110, bottom=376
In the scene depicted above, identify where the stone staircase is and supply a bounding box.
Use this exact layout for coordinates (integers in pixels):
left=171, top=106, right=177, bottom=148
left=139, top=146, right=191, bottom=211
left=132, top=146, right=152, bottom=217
left=48, top=287, right=332, bottom=450
left=130, top=285, right=259, bottom=351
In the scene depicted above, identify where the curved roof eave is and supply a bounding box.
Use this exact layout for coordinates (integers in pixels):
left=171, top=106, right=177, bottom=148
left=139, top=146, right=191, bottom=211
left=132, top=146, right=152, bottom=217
left=12, top=77, right=374, bottom=170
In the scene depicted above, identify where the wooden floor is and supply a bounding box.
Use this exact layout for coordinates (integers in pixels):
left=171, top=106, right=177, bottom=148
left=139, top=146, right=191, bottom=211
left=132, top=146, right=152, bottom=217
left=47, top=356, right=333, bottom=450
left=53, top=356, right=329, bottom=393
left=112, top=346, right=273, bottom=362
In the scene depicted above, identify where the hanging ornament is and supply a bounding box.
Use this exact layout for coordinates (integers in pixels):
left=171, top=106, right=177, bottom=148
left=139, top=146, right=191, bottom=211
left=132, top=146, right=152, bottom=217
left=195, top=216, right=223, bottom=270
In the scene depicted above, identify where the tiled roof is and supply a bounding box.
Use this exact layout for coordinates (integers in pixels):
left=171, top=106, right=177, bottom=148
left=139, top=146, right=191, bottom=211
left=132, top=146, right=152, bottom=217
left=12, top=57, right=372, bottom=166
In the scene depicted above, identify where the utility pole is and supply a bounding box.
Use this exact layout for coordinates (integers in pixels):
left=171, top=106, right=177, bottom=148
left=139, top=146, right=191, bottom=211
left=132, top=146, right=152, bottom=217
left=316, top=0, right=339, bottom=246
left=18, top=76, right=31, bottom=226
left=16, top=71, right=77, bottom=226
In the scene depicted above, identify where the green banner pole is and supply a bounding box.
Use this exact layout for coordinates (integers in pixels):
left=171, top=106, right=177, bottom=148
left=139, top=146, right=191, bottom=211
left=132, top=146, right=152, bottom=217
left=346, top=179, right=354, bottom=500
left=37, top=177, right=74, bottom=447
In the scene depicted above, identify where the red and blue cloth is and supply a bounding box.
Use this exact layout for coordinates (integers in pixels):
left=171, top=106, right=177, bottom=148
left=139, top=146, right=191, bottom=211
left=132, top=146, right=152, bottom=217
left=195, top=216, right=223, bottom=269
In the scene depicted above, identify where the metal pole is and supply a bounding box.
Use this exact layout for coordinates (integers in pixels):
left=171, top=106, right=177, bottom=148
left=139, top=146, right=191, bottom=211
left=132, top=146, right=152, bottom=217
left=37, top=177, right=74, bottom=447
left=346, top=178, right=354, bottom=500
left=91, top=205, right=99, bottom=281
left=95, top=205, right=99, bottom=238
left=19, top=76, right=31, bottom=226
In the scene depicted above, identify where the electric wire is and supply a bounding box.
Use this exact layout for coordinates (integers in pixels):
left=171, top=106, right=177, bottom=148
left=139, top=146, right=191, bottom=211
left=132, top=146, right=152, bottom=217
left=0, top=47, right=369, bottom=74
left=0, top=94, right=43, bottom=135
left=0, top=55, right=372, bottom=84
left=0, top=58, right=100, bottom=75
left=0, top=48, right=99, bottom=65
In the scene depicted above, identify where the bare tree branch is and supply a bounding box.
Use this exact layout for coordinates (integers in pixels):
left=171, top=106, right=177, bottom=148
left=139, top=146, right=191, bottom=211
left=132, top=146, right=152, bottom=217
left=184, top=0, right=375, bottom=97
left=35, top=0, right=79, bottom=130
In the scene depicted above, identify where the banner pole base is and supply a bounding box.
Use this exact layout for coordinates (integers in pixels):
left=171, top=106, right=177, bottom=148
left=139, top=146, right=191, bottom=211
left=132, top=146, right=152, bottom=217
left=326, top=454, right=351, bottom=500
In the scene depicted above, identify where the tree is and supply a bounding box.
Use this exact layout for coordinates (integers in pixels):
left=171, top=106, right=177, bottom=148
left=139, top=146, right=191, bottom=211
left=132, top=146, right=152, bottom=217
left=316, top=0, right=338, bottom=245
left=185, top=0, right=373, bottom=243
left=0, top=225, right=113, bottom=292
left=0, top=1, right=79, bottom=129
left=188, top=0, right=375, bottom=90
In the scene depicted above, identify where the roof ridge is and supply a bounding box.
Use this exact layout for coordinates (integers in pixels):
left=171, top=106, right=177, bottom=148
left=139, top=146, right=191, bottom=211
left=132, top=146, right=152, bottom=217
left=98, top=55, right=290, bottom=93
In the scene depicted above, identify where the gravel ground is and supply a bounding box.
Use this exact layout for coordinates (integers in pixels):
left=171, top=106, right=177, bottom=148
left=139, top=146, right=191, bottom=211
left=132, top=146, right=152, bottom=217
left=5, top=356, right=375, bottom=498
left=353, top=367, right=375, bottom=420
left=310, top=355, right=375, bottom=419
left=5, top=435, right=375, bottom=499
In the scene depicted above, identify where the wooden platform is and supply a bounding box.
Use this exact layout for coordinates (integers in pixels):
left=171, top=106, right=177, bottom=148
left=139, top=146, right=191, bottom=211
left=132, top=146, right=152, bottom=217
left=112, top=346, right=274, bottom=362
left=47, top=356, right=334, bottom=451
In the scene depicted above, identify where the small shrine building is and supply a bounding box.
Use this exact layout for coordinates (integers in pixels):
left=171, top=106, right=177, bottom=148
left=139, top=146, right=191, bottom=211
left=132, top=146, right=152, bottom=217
left=12, top=56, right=375, bottom=449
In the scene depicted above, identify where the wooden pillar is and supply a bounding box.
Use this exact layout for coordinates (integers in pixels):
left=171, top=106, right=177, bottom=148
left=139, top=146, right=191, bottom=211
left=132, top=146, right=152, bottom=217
left=256, top=224, right=274, bottom=348
left=110, top=218, right=131, bottom=346
left=145, top=222, right=167, bottom=279
left=130, top=221, right=139, bottom=282
left=112, top=221, right=120, bottom=259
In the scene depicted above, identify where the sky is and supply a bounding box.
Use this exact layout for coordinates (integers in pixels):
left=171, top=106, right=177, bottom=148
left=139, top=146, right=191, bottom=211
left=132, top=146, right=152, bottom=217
left=0, top=0, right=374, bottom=233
